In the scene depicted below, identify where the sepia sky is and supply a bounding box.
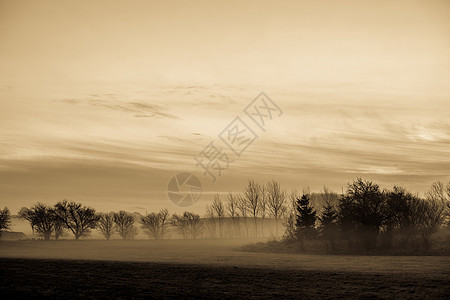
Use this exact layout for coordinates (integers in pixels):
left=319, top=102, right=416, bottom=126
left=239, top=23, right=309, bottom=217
left=1, top=0, right=449, bottom=214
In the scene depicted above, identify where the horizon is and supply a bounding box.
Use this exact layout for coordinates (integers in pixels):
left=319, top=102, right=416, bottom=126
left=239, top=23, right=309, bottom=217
left=1, top=0, right=449, bottom=214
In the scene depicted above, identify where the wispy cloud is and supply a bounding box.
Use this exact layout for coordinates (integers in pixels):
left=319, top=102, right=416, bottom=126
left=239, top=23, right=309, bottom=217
left=60, top=94, right=177, bottom=119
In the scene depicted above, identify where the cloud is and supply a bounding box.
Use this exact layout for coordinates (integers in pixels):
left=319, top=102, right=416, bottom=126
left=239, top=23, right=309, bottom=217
left=60, top=94, right=178, bottom=119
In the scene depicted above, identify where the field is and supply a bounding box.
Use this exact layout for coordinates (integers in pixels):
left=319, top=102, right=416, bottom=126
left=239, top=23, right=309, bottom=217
left=1, top=239, right=449, bottom=299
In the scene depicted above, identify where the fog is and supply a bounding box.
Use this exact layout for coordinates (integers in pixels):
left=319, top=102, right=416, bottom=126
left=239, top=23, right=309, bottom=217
left=1, top=239, right=449, bottom=275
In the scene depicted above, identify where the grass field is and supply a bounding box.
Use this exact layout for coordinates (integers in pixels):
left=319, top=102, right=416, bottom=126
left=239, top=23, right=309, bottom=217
left=1, top=239, right=449, bottom=298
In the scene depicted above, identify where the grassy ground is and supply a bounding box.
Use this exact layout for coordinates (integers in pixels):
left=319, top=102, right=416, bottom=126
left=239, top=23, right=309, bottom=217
left=1, top=258, right=449, bottom=299
left=1, top=240, right=449, bottom=298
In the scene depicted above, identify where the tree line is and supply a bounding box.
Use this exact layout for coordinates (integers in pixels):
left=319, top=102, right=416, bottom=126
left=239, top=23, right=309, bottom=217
left=287, top=179, right=449, bottom=251
left=0, top=178, right=448, bottom=248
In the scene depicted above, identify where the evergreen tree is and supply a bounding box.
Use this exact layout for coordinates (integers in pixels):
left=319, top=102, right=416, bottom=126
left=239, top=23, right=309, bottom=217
left=294, top=193, right=317, bottom=248
left=319, top=201, right=338, bottom=251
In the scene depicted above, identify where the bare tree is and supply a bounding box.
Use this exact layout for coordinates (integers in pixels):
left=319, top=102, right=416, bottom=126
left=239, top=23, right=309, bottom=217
left=447, top=182, right=450, bottom=225
left=205, top=203, right=217, bottom=238
left=54, top=200, right=99, bottom=240
left=0, top=207, right=12, bottom=237
left=320, top=186, right=339, bottom=205
left=446, top=182, right=450, bottom=198
left=158, top=209, right=169, bottom=239
left=19, top=203, right=56, bottom=240
left=244, top=180, right=262, bottom=236
left=426, top=181, right=449, bottom=225
left=282, top=191, right=298, bottom=241
left=184, top=212, right=202, bottom=239
left=141, top=209, right=169, bottom=239
left=171, top=213, right=189, bottom=239
left=266, top=181, right=287, bottom=236
left=98, top=212, right=115, bottom=240
left=171, top=212, right=202, bottom=239
left=226, top=193, right=239, bottom=237
left=236, top=194, right=249, bottom=237
left=426, top=181, right=447, bottom=202
left=114, top=211, right=138, bottom=240
left=211, top=194, right=225, bottom=238
left=258, top=185, right=267, bottom=237
left=418, top=198, right=445, bottom=248
left=53, top=216, right=66, bottom=240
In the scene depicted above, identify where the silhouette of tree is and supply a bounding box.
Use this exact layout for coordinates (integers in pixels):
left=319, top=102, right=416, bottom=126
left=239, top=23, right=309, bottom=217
left=339, top=178, right=386, bottom=249
left=205, top=204, right=217, bottom=238
left=447, top=182, right=450, bottom=225
left=0, top=207, right=12, bottom=236
left=184, top=212, right=202, bottom=239
left=98, top=212, right=115, bottom=240
left=171, top=213, right=189, bottom=239
left=426, top=181, right=449, bottom=226
left=266, top=181, right=287, bottom=237
left=171, top=212, right=202, bottom=239
left=417, top=198, right=445, bottom=249
left=53, top=217, right=66, bottom=240
left=113, top=211, right=138, bottom=240
left=226, top=193, right=239, bottom=237
left=382, top=186, right=420, bottom=248
left=426, top=181, right=447, bottom=202
left=236, top=194, right=249, bottom=237
left=244, top=180, right=262, bottom=237
left=211, top=194, right=225, bottom=238
left=54, top=200, right=99, bottom=240
left=258, top=185, right=267, bottom=237
left=319, top=186, right=339, bottom=206
left=318, top=201, right=338, bottom=251
left=19, top=203, right=56, bottom=240
left=282, top=191, right=297, bottom=241
left=141, top=209, right=169, bottom=239
left=294, top=193, right=317, bottom=249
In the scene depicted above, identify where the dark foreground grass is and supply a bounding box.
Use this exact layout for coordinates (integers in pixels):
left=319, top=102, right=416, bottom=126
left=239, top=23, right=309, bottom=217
left=1, top=258, right=449, bottom=299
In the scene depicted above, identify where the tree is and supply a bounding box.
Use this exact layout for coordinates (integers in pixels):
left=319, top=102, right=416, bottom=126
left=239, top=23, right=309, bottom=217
left=383, top=186, right=421, bottom=248
left=114, top=211, right=138, bottom=240
left=425, top=181, right=447, bottom=202
left=54, top=200, right=99, bottom=240
left=141, top=209, right=169, bottom=239
left=318, top=201, right=338, bottom=251
left=0, top=207, right=12, bottom=236
left=319, top=186, right=339, bottom=206
left=171, top=212, right=203, bottom=239
left=211, top=194, right=225, bottom=238
left=282, top=191, right=298, bottom=241
left=236, top=194, right=249, bottom=237
left=337, top=194, right=359, bottom=248
left=184, top=212, right=202, bottom=239
left=417, top=198, right=445, bottom=249
left=339, top=178, right=386, bottom=249
left=258, top=185, right=267, bottom=236
left=53, top=217, right=66, bottom=240
left=426, top=181, right=449, bottom=226
left=226, top=193, right=239, bottom=237
left=447, top=182, right=450, bottom=225
left=171, top=213, right=189, bottom=239
left=244, top=180, right=262, bottom=236
left=98, top=212, right=115, bottom=240
left=266, top=181, right=287, bottom=236
left=205, top=203, right=217, bottom=238
left=294, top=193, right=317, bottom=249
left=19, top=203, right=56, bottom=240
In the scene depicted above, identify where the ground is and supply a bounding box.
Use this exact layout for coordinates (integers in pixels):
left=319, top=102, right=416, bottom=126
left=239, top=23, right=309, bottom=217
left=1, top=239, right=449, bottom=298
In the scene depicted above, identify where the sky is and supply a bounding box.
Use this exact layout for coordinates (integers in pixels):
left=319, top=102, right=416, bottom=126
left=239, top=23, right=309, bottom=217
left=0, top=0, right=449, bottom=214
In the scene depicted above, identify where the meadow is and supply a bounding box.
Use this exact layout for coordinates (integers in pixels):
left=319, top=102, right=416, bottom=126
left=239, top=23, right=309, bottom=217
left=1, top=239, right=449, bottom=298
